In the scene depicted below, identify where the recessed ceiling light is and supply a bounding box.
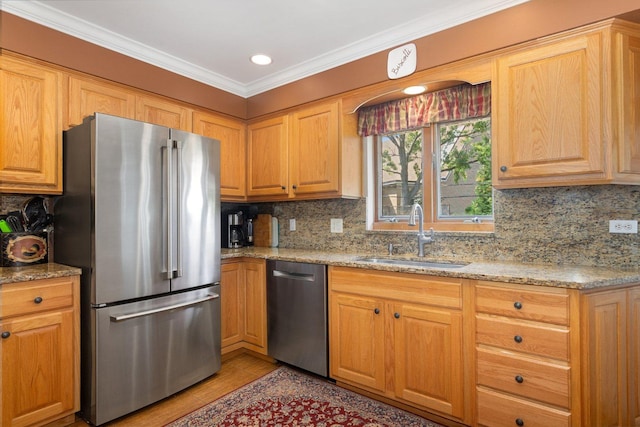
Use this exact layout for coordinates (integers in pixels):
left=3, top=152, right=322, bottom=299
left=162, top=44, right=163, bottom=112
left=251, top=54, right=272, bottom=65
left=403, top=85, right=427, bottom=95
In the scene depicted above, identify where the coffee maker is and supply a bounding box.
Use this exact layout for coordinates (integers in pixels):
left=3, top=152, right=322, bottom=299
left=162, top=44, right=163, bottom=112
left=227, top=212, right=245, bottom=248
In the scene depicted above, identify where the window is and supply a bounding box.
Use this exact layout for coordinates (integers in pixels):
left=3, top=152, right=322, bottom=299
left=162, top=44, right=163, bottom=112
left=375, top=115, right=492, bottom=231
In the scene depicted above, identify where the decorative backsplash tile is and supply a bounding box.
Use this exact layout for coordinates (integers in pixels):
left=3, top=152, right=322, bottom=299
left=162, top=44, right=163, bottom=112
left=269, top=185, right=640, bottom=268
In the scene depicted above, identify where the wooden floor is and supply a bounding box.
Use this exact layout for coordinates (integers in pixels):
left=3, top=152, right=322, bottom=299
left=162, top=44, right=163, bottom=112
left=69, top=352, right=278, bottom=426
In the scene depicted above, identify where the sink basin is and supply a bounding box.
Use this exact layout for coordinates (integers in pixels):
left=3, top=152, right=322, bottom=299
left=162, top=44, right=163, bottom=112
left=356, top=257, right=468, bottom=269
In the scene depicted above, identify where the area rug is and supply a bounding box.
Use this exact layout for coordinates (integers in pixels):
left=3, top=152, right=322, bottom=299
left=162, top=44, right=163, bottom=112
left=166, top=366, right=444, bottom=427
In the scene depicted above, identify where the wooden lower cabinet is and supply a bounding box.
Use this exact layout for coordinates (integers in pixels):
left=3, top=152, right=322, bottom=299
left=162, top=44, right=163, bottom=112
left=329, top=266, right=467, bottom=422
left=0, top=275, right=80, bottom=427
left=220, top=258, right=267, bottom=355
left=475, top=280, right=640, bottom=427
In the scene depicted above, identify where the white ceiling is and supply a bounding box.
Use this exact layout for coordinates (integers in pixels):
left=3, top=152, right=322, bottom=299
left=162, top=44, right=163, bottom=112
left=2, top=0, right=528, bottom=98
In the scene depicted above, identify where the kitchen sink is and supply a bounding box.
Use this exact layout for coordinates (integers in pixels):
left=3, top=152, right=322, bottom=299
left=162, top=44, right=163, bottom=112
left=356, top=257, right=468, bottom=269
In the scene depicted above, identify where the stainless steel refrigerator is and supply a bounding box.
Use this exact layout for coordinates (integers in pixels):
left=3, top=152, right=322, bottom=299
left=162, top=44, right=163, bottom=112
left=55, top=113, right=221, bottom=426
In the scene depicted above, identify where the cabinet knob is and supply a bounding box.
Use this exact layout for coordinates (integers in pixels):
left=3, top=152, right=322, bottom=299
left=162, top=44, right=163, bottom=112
left=394, top=312, right=400, bottom=319
left=292, top=185, right=297, bottom=191
left=514, top=301, right=522, bottom=310
left=34, top=296, right=43, bottom=304
left=1, top=331, right=10, bottom=339
left=281, top=186, right=286, bottom=190
left=374, top=308, right=380, bottom=314
left=500, top=165, right=508, bottom=172
left=514, top=335, right=523, bottom=343
left=515, top=418, right=524, bottom=426
left=515, top=375, right=524, bottom=383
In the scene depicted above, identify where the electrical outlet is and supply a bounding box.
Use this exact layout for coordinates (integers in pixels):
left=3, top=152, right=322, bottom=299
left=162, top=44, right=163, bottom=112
left=609, top=220, right=638, bottom=234
left=330, top=218, right=343, bottom=233
left=289, top=219, right=296, bottom=231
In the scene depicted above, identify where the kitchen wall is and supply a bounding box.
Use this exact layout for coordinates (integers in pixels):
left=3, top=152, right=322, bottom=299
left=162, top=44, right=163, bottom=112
left=267, top=185, right=640, bottom=269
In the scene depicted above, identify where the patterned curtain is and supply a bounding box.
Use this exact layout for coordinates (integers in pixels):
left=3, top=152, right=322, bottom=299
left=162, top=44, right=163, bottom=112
left=357, top=82, right=491, bottom=136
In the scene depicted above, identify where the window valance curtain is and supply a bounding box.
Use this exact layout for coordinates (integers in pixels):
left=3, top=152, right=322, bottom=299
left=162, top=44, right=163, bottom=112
left=357, top=82, right=491, bottom=136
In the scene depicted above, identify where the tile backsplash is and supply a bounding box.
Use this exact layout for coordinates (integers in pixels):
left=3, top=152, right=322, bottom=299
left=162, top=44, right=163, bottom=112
left=5, top=185, right=638, bottom=269
left=269, top=185, right=640, bottom=268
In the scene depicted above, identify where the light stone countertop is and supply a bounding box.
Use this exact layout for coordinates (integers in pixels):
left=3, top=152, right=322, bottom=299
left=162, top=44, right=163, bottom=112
left=0, top=263, right=82, bottom=285
left=223, top=247, right=640, bottom=290
left=3, top=248, right=639, bottom=290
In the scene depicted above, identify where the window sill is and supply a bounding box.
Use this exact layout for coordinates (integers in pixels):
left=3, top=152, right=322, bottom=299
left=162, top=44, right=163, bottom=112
left=371, top=221, right=494, bottom=233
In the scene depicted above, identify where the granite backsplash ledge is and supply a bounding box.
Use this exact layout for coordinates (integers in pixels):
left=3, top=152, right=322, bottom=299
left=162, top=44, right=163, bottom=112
left=270, top=185, right=640, bottom=269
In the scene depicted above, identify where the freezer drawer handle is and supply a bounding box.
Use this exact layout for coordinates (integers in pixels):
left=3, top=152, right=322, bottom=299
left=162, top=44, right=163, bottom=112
left=109, top=293, right=220, bottom=322
left=272, top=270, right=315, bottom=282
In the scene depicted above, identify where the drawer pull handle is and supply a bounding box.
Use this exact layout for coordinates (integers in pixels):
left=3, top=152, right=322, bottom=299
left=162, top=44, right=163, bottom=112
left=514, top=335, right=523, bottom=343
left=514, top=301, right=522, bottom=310
left=500, top=165, right=508, bottom=172
left=374, top=308, right=380, bottom=314
left=34, top=296, right=43, bottom=304
left=394, top=312, right=400, bottom=319
left=515, top=375, right=524, bottom=383
left=1, top=332, right=10, bottom=339
left=515, top=418, right=524, bottom=426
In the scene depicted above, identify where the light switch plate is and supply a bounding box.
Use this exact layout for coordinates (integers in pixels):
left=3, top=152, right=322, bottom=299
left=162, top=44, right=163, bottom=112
left=289, top=218, right=296, bottom=231
left=330, top=218, right=343, bottom=233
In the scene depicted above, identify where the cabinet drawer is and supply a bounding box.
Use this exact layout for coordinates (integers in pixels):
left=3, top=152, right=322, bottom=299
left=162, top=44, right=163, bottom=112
left=477, top=388, right=571, bottom=427
left=476, top=316, right=569, bottom=360
left=330, top=267, right=462, bottom=309
left=477, top=347, right=570, bottom=408
left=476, top=283, right=569, bottom=325
left=1, top=277, right=74, bottom=318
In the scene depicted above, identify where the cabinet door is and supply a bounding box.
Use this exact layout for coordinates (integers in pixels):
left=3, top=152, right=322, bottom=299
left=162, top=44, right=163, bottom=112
left=393, top=302, right=464, bottom=418
left=221, top=261, right=243, bottom=351
left=290, top=101, right=340, bottom=196
left=494, top=32, right=605, bottom=187
left=628, top=288, right=640, bottom=425
left=582, top=290, right=629, bottom=427
left=136, top=95, right=191, bottom=131
left=0, top=56, right=62, bottom=194
left=194, top=112, right=246, bottom=200
left=247, top=115, right=289, bottom=197
left=68, top=76, right=135, bottom=126
left=329, top=292, right=386, bottom=392
left=242, top=259, right=267, bottom=352
left=615, top=32, right=640, bottom=182
left=1, top=309, right=76, bottom=427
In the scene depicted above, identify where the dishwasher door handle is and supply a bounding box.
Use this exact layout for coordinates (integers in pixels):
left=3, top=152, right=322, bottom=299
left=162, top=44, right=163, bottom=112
left=272, top=270, right=315, bottom=282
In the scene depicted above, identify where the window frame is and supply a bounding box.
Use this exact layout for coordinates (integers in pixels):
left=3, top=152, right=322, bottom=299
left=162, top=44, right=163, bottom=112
left=370, top=118, right=494, bottom=233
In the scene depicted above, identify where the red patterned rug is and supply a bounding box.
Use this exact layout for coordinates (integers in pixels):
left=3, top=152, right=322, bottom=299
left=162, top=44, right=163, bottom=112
left=166, top=366, right=444, bottom=426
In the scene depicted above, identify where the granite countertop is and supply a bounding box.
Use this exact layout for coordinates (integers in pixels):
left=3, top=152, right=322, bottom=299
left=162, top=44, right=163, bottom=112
left=3, top=249, right=639, bottom=290
left=0, top=263, right=82, bottom=285
left=223, top=247, right=640, bottom=290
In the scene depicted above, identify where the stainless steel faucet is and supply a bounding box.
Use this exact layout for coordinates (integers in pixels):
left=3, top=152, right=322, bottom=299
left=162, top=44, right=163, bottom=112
left=408, top=203, right=434, bottom=257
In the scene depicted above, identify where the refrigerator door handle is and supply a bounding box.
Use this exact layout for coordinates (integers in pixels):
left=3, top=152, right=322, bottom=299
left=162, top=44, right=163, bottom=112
left=175, top=140, right=183, bottom=278
left=109, top=293, right=220, bottom=322
left=165, top=138, right=174, bottom=280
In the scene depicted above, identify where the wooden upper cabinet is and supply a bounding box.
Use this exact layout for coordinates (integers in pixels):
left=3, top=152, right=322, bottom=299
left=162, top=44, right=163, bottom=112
left=0, top=55, right=63, bottom=194
left=247, top=115, right=289, bottom=197
left=68, top=76, right=135, bottom=127
left=614, top=26, right=640, bottom=183
left=493, top=30, right=606, bottom=188
left=247, top=100, right=362, bottom=201
left=136, top=95, right=192, bottom=131
left=290, top=101, right=340, bottom=195
left=193, top=111, right=246, bottom=200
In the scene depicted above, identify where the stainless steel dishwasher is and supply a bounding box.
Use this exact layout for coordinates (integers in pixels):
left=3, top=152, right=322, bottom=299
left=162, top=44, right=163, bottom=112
left=267, top=260, right=328, bottom=377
